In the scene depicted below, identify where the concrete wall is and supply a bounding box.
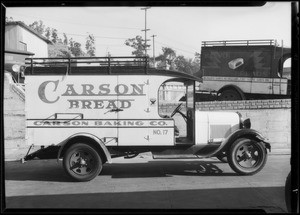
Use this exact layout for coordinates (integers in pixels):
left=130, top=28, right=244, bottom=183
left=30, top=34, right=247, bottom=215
left=4, top=73, right=26, bottom=160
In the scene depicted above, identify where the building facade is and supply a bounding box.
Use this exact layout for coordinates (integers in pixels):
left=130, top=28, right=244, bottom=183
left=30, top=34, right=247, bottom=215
left=5, top=21, right=52, bottom=63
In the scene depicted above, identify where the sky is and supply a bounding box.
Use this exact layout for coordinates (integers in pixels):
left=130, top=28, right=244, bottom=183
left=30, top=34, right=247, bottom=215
left=5, top=2, right=292, bottom=59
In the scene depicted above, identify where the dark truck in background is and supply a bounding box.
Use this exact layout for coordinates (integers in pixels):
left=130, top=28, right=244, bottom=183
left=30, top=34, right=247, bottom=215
left=195, top=39, right=291, bottom=101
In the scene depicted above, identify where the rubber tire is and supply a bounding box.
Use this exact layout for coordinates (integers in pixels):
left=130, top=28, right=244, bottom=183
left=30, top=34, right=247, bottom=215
left=228, top=138, right=267, bottom=175
left=63, top=143, right=102, bottom=182
left=219, top=89, right=242, bottom=101
left=285, top=171, right=291, bottom=212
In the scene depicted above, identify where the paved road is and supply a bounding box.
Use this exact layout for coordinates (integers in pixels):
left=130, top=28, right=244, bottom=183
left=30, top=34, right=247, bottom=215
left=4, top=154, right=290, bottom=213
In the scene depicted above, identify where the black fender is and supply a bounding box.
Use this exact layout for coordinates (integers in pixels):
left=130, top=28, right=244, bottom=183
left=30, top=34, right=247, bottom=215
left=57, top=133, right=112, bottom=164
left=218, top=84, right=246, bottom=100
left=210, top=128, right=271, bottom=157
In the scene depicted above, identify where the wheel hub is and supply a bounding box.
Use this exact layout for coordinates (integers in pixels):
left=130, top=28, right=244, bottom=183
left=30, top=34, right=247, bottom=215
left=245, top=151, right=252, bottom=159
left=69, top=151, right=95, bottom=175
left=79, top=158, right=87, bottom=166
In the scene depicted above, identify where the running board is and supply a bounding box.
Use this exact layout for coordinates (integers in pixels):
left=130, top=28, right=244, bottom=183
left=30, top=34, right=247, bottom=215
left=152, top=154, right=199, bottom=159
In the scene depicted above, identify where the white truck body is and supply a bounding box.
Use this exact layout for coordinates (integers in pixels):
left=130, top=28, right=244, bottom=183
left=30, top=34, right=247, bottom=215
left=25, top=74, right=240, bottom=147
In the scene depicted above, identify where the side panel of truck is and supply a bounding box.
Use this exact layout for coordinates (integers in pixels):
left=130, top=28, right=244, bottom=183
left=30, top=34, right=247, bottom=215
left=25, top=75, right=174, bottom=147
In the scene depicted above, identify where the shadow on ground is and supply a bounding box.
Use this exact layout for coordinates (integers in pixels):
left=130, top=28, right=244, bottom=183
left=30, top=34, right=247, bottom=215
left=5, top=159, right=237, bottom=182
left=4, top=186, right=286, bottom=213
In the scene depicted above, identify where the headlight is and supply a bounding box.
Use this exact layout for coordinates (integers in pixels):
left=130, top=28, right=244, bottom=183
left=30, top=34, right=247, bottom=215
left=243, top=118, right=251, bottom=129
left=12, top=64, right=21, bottom=73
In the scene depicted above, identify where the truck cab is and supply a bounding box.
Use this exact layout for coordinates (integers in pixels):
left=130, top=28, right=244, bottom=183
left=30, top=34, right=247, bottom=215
left=24, top=57, right=271, bottom=181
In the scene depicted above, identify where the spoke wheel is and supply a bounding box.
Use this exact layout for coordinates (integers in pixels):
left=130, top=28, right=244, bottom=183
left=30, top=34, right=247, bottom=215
left=228, top=138, right=267, bottom=175
left=63, top=143, right=102, bottom=182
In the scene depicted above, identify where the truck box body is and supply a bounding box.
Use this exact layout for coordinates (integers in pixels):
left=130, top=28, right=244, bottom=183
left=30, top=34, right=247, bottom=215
left=198, top=40, right=291, bottom=97
left=25, top=74, right=178, bottom=146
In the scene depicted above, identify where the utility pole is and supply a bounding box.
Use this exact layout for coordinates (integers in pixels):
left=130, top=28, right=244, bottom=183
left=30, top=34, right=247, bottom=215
left=151, top=34, right=157, bottom=67
left=141, top=7, right=151, bottom=57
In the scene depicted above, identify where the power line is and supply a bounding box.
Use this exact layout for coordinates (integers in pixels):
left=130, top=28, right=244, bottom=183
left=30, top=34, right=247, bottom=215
left=156, top=33, right=200, bottom=51
left=8, top=11, right=141, bottom=30
left=57, top=32, right=129, bottom=40
left=9, top=12, right=198, bottom=57
left=59, top=32, right=198, bottom=56
left=156, top=40, right=198, bottom=55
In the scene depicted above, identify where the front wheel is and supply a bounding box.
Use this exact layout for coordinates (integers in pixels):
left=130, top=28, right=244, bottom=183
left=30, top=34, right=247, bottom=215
left=228, top=138, right=267, bottom=175
left=285, top=171, right=292, bottom=212
left=63, top=143, right=102, bottom=182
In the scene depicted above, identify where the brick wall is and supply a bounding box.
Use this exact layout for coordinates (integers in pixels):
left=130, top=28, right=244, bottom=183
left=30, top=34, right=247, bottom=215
left=4, top=73, right=26, bottom=160
left=159, top=99, right=291, bottom=112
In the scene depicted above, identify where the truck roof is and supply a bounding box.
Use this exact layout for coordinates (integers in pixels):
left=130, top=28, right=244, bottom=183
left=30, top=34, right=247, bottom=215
left=202, top=39, right=277, bottom=47
left=24, top=57, right=202, bottom=82
left=201, top=40, right=291, bottom=51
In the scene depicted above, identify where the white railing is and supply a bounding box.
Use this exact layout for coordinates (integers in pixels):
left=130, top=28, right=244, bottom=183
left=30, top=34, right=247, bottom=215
left=202, top=39, right=275, bottom=47
left=16, top=83, right=25, bottom=91
left=11, top=83, right=25, bottom=101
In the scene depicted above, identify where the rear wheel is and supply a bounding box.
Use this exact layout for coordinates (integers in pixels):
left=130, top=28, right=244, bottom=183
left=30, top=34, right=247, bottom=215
left=219, top=89, right=242, bottom=101
left=63, top=143, right=102, bottom=182
left=228, top=138, right=267, bottom=175
left=285, top=171, right=292, bottom=212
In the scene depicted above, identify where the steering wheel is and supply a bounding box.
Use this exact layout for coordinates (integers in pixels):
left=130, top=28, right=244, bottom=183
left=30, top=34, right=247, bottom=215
left=171, top=103, right=183, bottom=117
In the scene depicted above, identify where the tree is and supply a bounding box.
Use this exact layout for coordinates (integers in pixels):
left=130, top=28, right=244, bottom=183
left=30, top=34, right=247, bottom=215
left=29, top=20, right=45, bottom=35
left=174, top=54, right=200, bottom=74
left=48, top=44, right=72, bottom=58
left=45, top=27, right=51, bottom=40
left=51, top=28, right=58, bottom=44
left=85, top=34, right=96, bottom=57
left=156, top=47, right=177, bottom=70
left=174, top=55, right=194, bottom=74
left=194, top=52, right=201, bottom=65
left=63, top=33, right=68, bottom=45
left=125, top=35, right=149, bottom=57
left=69, top=38, right=83, bottom=57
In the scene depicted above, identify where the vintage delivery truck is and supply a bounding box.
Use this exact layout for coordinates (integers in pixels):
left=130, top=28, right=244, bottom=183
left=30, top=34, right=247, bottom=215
left=197, top=39, right=291, bottom=101
left=23, top=57, right=270, bottom=181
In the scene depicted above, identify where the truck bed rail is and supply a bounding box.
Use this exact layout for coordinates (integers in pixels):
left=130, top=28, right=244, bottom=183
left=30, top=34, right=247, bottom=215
left=25, top=56, right=149, bottom=75
left=202, top=39, right=276, bottom=47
